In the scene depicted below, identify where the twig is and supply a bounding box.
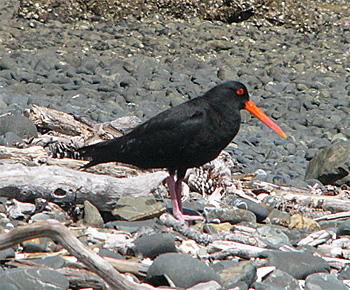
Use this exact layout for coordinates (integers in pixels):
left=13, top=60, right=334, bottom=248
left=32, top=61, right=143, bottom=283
left=160, top=213, right=267, bottom=248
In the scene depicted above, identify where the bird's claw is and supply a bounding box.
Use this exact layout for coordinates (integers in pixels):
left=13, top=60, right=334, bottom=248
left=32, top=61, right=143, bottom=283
left=174, top=212, right=204, bottom=223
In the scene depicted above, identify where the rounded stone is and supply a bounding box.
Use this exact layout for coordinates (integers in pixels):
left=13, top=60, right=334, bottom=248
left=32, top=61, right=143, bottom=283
left=147, top=253, right=222, bottom=288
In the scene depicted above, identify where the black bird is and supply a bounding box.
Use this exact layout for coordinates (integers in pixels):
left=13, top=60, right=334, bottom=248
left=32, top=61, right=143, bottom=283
left=78, top=81, right=287, bottom=222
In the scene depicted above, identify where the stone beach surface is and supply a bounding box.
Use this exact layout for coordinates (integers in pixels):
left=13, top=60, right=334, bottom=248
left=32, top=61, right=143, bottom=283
left=0, top=0, right=349, bottom=187
left=1, top=0, right=350, bottom=289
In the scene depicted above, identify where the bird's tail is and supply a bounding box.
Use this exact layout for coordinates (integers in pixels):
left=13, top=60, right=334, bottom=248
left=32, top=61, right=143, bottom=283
left=77, top=139, right=120, bottom=169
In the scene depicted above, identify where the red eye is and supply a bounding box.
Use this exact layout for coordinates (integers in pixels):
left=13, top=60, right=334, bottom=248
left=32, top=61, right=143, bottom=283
left=236, top=88, right=245, bottom=95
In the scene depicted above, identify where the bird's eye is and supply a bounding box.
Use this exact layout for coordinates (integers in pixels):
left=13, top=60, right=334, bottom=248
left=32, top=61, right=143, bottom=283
left=236, top=88, right=245, bottom=96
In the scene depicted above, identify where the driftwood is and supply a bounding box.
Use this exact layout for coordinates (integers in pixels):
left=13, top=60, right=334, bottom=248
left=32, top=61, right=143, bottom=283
left=248, top=180, right=350, bottom=217
left=0, top=163, right=168, bottom=211
left=208, top=240, right=268, bottom=260
left=314, top=211, right=350, bottom=222
left=0, top=144, right=148, bottom=178
left=0, top=145, right=48, bottom=163
left=25, top=104, right=95, bottom=137
left=25, top=104, right=141, bottom=143
left=0, top=220, right=149, bottom=290
left=160, top=213, right=268, bottom=248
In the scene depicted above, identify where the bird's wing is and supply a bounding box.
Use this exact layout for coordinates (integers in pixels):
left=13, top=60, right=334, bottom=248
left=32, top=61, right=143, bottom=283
left=129, top=99, right=207, bottom=142
left=116, top=99, right=211, bottom=168
left=79, top=98, right=217, bottom=170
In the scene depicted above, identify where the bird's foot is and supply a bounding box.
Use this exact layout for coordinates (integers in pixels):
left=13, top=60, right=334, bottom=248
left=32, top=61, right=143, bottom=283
left=174, top=212, right=204, bottom=223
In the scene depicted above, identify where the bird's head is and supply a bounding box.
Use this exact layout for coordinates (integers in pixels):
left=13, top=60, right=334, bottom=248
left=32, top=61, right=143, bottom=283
left=209, top=81, right=287, bottom=139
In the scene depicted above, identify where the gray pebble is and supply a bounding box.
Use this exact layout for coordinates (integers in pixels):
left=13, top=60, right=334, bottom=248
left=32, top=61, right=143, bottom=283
left=0, top=115, right=37, bottom=139
left=253, top=269, right=300, bottom=290
left=147, top=253, right=221, bottom=288
left=133, top=233, right=176, bottom=259
left=263, top=251, right=330, bottom=279
left=305, top=273, right=348, bottom=290
left=0, top=268, right=69, bottom=290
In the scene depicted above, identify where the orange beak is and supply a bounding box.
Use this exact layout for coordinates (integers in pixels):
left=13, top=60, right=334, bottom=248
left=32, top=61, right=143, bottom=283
left=245, top=100, right=287, bottom=139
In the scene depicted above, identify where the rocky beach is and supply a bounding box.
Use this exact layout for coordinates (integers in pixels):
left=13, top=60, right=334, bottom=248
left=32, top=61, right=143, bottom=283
left=0, top=0, right=348, bottom=187
left=1, top=0, right=350, bottom=289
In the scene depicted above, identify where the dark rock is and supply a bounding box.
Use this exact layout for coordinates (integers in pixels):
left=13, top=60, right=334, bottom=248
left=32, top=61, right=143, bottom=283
left=0, top=132, right=25, bottom=147
left=105, top=218, right=165, bottom=233
left=98, top=249, right=124, bottom=259
left=202, top=223, right=219, bottom=234
left=0, top=248, right=15, bottom=261
left=338, top=264, right=350, bottom=280
left=112, top=196, right=166, bottom=221
left=83, top=200, right=104, bottom=228
left=133, top=233, right=176, bottom=259
left=0, top=115, right=38, bottom=140
left=228, top=197, right=268, bottom=223
left=31, top=255, right=66, bottom=269
left=146, top=253, right=222, bottom=288
left=181, top=200, right=205, bottom=213
left=22, top=241, right=48, bottom=253
left=267, top=209, right=290, bottom=227
left=253, top=281, right=285, bottom=290
left=336, top=218, right=350, bottom=237
left=305, top=141, right=350, bottom=186
left=305, top=178, right=324, bottom=187
left=218, top=260, right=256, bottom=289
left=211, top=260, right=238, bottom=273
left=204, top=205, right=256, bottom=224
left=255, top=225, right=292, bottom=248
left=284, top=229, right=310, bottom=247
left=0, top=284, right=20, bottom=290
left=0, top=56, right=17, bottom=70
left=305, top=273, right=348, bottom=290
left=263, top=250, right=330, bottom=279
left=0, top=268, right=69, bottom=290
left=253, top=269, right=301, bottom=290
left=166, top=201, right=203, bottom=218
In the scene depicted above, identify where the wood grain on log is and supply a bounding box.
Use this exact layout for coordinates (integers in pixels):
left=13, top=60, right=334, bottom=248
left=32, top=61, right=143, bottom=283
left=0, top=163, right=168, bottom=211
left=26, top=104, right=93, bottom=136
left=0, top=145, right=48, bottom=163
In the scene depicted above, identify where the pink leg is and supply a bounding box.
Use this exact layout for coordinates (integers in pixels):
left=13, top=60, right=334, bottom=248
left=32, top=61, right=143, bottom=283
left=166, top=175, right=203, bottom=222
left=166, top=175, right=182, bottom=220
left=175, top=179, right=183, bottom=213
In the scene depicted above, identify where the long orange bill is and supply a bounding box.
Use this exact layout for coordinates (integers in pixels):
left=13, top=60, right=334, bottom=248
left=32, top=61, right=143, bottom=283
left=245, top=100, right=287, bottom=139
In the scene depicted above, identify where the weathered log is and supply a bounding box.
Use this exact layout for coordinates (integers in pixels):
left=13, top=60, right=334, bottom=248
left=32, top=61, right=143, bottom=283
left=25, top=104, right=94, bottom=137
left=25, top=104, right=141, bottom=143
left=0, top=163, right=168, bottom=211
left=0, top=145, right=48, bottom=163
left=250, top=180, right=350, bottom=215
left=314, top=211, right=350, bottom=222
